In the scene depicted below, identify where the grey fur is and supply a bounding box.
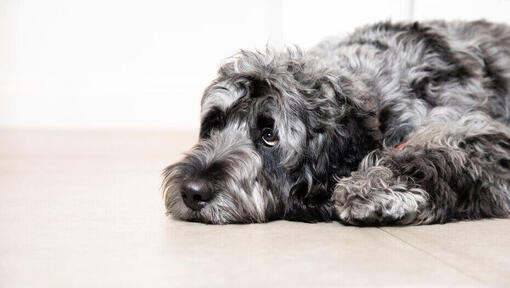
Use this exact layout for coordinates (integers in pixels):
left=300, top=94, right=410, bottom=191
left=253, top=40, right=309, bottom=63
left=163, top=20, right=510, bottom=225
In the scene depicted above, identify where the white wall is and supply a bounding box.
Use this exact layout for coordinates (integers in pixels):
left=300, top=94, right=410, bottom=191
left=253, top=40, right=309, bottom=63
left=1, top=0, right=509, bottom=129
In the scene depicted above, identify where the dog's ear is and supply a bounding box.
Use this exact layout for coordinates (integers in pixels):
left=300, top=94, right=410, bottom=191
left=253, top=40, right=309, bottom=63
left=284, top=75, right=382, bottom=223
left=280, top=58, right=382, bottom=221
left=306, top=75, right=382, bottom=177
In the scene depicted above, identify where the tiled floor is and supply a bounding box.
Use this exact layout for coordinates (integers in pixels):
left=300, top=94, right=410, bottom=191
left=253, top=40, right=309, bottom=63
left=0, top=131, right=508, bottom=287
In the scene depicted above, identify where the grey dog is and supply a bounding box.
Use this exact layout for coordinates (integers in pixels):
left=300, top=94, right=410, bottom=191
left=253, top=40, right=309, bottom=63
left=163, top=20, right=510, bottom=225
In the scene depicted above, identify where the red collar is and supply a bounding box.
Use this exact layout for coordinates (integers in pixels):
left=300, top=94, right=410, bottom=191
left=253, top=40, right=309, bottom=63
left=394, top=142, right=408, bottom=150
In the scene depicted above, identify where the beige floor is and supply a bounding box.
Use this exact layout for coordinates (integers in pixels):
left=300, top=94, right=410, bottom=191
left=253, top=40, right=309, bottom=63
left=0, top=130, right=509, bottom=287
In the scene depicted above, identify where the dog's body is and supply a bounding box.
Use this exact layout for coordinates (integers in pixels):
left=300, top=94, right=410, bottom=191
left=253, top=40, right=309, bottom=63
left=164, top=20, right=510, bottom=225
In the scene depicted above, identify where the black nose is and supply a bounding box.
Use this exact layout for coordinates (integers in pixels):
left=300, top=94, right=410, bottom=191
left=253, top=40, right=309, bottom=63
left=181, top=179, right=212, bottom=210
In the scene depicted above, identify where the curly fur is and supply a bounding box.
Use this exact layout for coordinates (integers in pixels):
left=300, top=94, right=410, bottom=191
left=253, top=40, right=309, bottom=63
left=163, top=20, right=510, bottom=225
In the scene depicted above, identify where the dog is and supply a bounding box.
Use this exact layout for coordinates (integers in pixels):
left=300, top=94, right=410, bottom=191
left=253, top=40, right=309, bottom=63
left=163, top=20, right=510, bottom=225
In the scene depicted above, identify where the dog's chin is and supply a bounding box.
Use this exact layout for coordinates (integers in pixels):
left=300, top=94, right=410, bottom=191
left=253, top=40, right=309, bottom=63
left=167, top=201, right=254, bottom=224
left=168, top=206, right=214, bottom=224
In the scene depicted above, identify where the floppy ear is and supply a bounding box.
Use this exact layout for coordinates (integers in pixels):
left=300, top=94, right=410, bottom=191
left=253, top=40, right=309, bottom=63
left=284, top=75, right=382, bottom=222
left=306, top=75, right=382, bottom=177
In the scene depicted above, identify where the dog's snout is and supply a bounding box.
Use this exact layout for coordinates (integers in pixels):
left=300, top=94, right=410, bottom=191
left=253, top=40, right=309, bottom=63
left=181, top=179, right=212, bottom=210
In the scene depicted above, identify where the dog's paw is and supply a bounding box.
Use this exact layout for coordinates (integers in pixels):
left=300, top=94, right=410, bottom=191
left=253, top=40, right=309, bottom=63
left=333, top=188, right=410, bottom=226
left=332, top=167, right=428, bottom=226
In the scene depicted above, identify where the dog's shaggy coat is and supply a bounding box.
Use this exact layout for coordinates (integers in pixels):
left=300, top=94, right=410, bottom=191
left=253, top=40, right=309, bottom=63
left=163, top=20, right=510, bottom=225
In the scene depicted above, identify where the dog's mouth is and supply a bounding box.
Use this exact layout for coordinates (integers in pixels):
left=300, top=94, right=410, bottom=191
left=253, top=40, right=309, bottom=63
left=163, top=169, right=289, bottom=224
left=163, top=171, right=265, bottom=224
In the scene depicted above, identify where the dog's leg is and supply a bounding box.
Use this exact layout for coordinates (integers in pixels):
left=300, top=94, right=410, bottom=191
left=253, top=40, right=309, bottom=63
left=333, top=114, right=510, bottom=225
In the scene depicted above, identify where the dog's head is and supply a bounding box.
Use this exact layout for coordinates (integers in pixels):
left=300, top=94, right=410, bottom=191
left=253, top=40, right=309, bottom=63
left=163, top=49, right=380, bottom=224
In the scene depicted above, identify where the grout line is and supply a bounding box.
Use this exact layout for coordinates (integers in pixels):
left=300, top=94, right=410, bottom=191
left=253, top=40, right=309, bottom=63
left=378, top=227, right=487, bottom=287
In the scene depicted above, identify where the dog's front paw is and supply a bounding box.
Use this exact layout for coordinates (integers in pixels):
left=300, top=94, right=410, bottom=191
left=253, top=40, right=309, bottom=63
left=332, top=167, right=428, bottom=226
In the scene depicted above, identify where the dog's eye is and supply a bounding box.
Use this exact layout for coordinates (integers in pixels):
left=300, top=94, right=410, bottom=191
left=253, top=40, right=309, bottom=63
left=261, top=127, right=278, bottom=147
